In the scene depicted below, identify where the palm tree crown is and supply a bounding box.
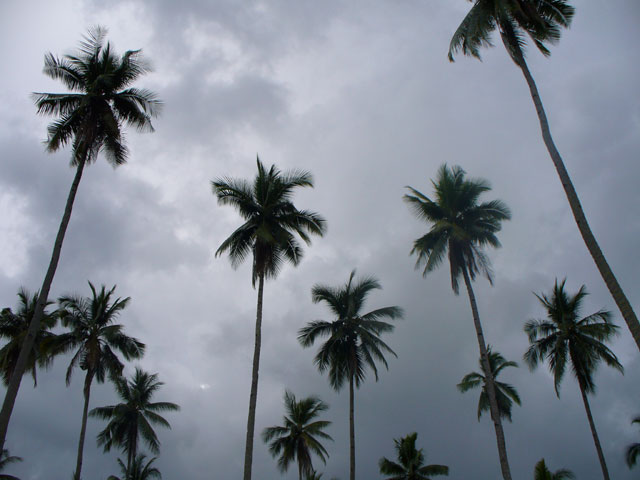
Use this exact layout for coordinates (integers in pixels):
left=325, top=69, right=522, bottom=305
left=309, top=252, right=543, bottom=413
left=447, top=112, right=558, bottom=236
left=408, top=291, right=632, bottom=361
left=107, top=454, right=161, bottom=480
left=262, top=391, right=332, bottom=480
left=627, top=416, right=640, bottom=469
left=0, top=448, right=22, bottom=480
left=458, top=347, right=521, bottom=422
left=378, top=432, right=449, bottom=480
left=533, top=458, right=574, bottom=480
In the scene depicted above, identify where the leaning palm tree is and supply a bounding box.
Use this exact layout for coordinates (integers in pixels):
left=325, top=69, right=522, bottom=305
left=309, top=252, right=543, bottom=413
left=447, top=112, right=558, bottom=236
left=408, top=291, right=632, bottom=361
left=457, top=347, right=521, bottom=422
left=448, top=0, right=640, bottom=351
left=55, top=282, right=145, bottom=480
left=90, top=368, right=179, bottom=475
left=627, top=416, right=640, bottom=469
left=404, top=164, right=512, bottom=479
left=0, top=26, right=160, bottom=451
left=212, top=157, right=326, bottom=480
left=0, top=449, right=22, bottom=480
left=533, top=458, right=574, bottom=480
left=262, top=390, right=333, bottom=480
left=298, top=270, right=403, bottom=480
left=0, top=289, right=58, bottom=387
left=379, top=432, right=449, bottom=480
left=107, top=454, right=161, bottom=480
left=524, top=279, right=623, bottom=480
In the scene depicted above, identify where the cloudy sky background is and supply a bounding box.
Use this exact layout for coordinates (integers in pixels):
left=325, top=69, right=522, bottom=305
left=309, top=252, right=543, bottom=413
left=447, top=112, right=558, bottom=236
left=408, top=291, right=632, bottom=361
left=1, top=0, right=639, bottom=478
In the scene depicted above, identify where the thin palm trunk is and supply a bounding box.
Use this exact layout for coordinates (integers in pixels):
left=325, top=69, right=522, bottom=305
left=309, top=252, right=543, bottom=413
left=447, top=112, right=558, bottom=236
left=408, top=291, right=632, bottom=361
left=577, top=379, right=610, bottom=480
left=506, top=39, right=640, bottom=351
left=243, top=272, right=264, bottom=480
left=462, top=268, right=512, bottom=480
left=127, top=426, right=138, bottom=477
left=74, top=369, right=94, bottom=480
left=0, top=159, right=86, bottom=452
left=349, top=374, right=355, bottom=480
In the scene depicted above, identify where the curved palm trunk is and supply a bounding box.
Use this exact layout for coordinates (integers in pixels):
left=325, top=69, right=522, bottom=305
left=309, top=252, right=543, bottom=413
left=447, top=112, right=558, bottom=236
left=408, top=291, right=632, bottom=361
left=461, top=268, right=512, bottom=480
left=74, top=369, right=95, bottom=480
left=506, top=40, right=640, bottom=351
left=243, top=272, right=264, bottom=480
left=349, top=374, right=355, bottom=480
left=578, top=379, right=610, bottom=480
left=0, top=159, right=86, bottom=452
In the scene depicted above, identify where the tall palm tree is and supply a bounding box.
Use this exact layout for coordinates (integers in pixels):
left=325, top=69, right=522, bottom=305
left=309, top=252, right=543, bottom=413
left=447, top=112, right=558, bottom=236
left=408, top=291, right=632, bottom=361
left=0, top=449, right=22, bottom=480
left=524, top=279, right=623, bottom=480
left=55, top=282, right=145, bottom=480
left=262, top=390, right=333, bottom=480
left=0, top=26, right=160, bottom=451
left=404, top=164, right=512, bottom=479
left=627, top=416, right=640, bottom=469
left=90, top=368, right=179, bottom=474
left=107, top=454, right=161, bottom=480
left=298, top=270, right=403, bottom=480
left=458, top=347, right=521, bottom=422
left=533, top=459, right=574, bottom=480
left=0, top=289, right=58, bottom=387
left=448, top=0, right=640, bottom=351
left=378, top=432, right=449, bottom=480
left=212, top=157, right=326, bottom=480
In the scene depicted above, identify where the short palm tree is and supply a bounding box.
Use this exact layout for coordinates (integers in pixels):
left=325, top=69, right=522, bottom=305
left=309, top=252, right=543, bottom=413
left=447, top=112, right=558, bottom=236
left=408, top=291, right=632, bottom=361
left=404, top=164, right=512, bottom=479
left=90, top=368, right=179, bottom=474
left=458, top=347, right=521, bottom=422
left=0, top=289, right=57, bottom=387
left=213, top=157, right=326, bottom=480
left=448, top=0, right=640, bottom=352
left=533, top=458, right=574, bottom=480
left=0, top=449, right=22, bottom=480
left=0, top=27, right=160, bottom=452
left=262, top=390, right=333, bottom=480
left=107, top=454, right=161, bottom=480
left=298, top=270, right=403, bottom=480
left=379, top=432, right=449, bottom=480
left=524, top=279, right=623, bottom=480
left=627, top=416, right=640, bottom=469
left=55, top=282, right=145, bottom=480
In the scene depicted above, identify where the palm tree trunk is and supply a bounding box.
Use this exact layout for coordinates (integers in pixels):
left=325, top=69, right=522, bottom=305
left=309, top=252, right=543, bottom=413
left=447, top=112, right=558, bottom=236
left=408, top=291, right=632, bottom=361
left=462, top=268, right=512, bottom=480
left=0, top=159, right=86, bottom=453
left=507, top=41, right=640, bottom=351
left=349, top=374, right=355, bottom=480
left=243, top=271, right=264, bottom=480
left=74, top=369, right=94, bottom=480
left=578, top=380, right=610, bottom=480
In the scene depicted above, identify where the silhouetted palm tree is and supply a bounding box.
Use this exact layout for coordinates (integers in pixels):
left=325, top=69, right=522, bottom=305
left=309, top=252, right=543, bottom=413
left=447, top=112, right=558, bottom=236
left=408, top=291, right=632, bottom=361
left=533, top=458, right=574, bottom=480
left=213, top=157, right=326, bottom=480
left=524, top=279, right=622, bottom=480
left=448, top=0, right=640, bottom=351
left=0, top=27, right=160, bottom=452
left=404, top=164, right=512, bottom=479
left=0, top=449, right=22, bottom=480
left=627, top=416, right=640, bottom=469
left=107, top=454, right=161, bottom=480
left=298, top=270, right=402, bottom=480
left=378, top=432, right=449, bottom=480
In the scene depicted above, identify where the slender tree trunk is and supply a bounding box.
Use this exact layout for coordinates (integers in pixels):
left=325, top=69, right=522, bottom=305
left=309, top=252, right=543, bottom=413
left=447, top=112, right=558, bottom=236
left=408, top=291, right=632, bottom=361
left=0, top=159, right=86, bottom=453
left=578, top=380, right=611, bottom=480
left=349, top=374, right=355, bottom=480
left=243, top=272, right=264, bottom=480
left=462, top=268, right=512, bottom=480
left=506, top=39, right=640, bottom=351
left=298, top=462, right=303, bottom=480
left=74, top=369, right=94, bottom=480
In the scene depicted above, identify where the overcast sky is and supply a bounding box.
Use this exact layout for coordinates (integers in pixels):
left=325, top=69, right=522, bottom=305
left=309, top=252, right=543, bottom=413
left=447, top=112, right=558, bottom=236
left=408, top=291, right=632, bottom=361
left=1, top=1, right=639, bottom=479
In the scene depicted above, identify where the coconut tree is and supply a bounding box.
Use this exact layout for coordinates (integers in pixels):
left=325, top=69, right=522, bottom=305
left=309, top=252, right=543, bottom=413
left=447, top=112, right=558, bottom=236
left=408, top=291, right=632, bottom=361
left=56, top=282, right=145, bottom=480
left=0, top=27, right=160, bottom=451
left=448, top=0, right=640, bottom=351
left=298, top=270, right=402, bottom=480
left=0, top=289, right=58, bottom=387
left=378, top=432, right=449, bottom=480
left=262, top=390, right=333, bottom=480
left=627, top=416, right=640, bottom=469
left=107, top=454, right=161, bottom=480
left=212, top=158, right=326, bottom=480
left=458, top=347, right=521, bottom=422
left=90, top=368, right=179, bottom=475
left=533, top=459, right=574, bottom=480
left=404, top=164, right=512, bottom=479
left=0, top=449, right=22, bottom=480
left=524, top=279, right=623, bottom=480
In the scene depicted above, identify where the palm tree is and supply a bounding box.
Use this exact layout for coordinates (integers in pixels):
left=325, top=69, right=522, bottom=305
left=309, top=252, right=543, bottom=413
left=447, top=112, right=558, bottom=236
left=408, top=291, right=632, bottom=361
left=55, top=282, right=145, bottom=480
left=379, top=432, right=449, bottom=480
left=107, top=454, right=161, bottom=480
left=0, top=26, right=160, bottom=451
left=262, top=390, right=333, bottom=480
left=298, top=270, right=403, bottom=480
left=212, top=157, right=326, bottom=480
left=0, top=289, right=58, bottom=387
left=457, top=347, right=521, bottom=422
left=404, top=164, right=512, bottom=479
left=90, top=368, right=179, bottom=475
left=0, top=449, right=22, bottom=480
left=627, top=416, right=640, bottom=469
left=533, top=458, right=574, bottom=480
left=448, top=0, right=640, bottom=351
left=524, top=279, right=623, bottom=480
